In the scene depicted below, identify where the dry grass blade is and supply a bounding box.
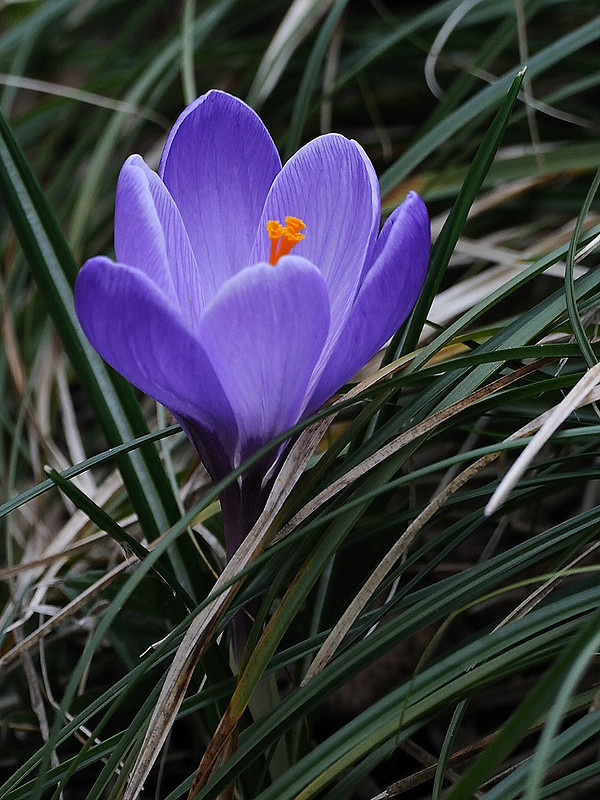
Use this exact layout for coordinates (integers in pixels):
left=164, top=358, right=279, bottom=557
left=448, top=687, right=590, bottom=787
left=248, top=0, right=335, bottom=105
left=0, top=73, right=170, bottom=128
left=420, top=201, right=597, bottom=342
left=187, top=706, right=238, bottom=800
left=574, top=230, right=600, bottom=263
left=2, top=311, right=71, bottom=481
left=424, top=0, right=484, bottom=99
left=0, top=531, right=106, bottom=582
left=0, top=554, right=135, bottom=669
left=494, top=540, right=600, bottom=632
left=56, top=359, right=96, bottom=497
left=15, top=628, right=60, bottom=774
left=424, top=234, right=587, bottom=340
left=371, top=730, right=501, bottom=798
left=122, top=416, right=334, bottom=800
left=2, top=304, right=27, bottom=395
left=0, top=470, right=125, bottom=636
left=485, top=362, right=600, bottom=515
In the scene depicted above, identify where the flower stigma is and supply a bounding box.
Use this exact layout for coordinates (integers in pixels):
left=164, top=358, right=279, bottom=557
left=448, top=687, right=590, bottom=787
left=266, top=216, right=306, bottom=265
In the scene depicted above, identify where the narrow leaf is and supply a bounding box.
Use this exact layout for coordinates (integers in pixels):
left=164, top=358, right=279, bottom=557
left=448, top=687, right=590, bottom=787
left=0, top=105, right=180, bottom=539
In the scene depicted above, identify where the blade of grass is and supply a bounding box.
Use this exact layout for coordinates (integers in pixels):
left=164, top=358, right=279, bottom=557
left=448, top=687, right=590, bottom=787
left=45, top=466, right=195, bottom=611
left=197, top=586, right=600, bottom=800
left=444, top=606, right=600, bottom=800
left=181, top=0, right=198, bottom=105
left=0, top=106, right=181, bottom=540
left=564, top=163, right=600, bottom=368
left=481, top=710, right=600, bottom=800
left=68, top=0, right=238, bottom=254
left=0, top=424, right=179, bottom=521
left=378, top=13, right=600, bottom=192
left=283, top=0, right=350, bottom=161
left=385, top=67, right=526, bottom=363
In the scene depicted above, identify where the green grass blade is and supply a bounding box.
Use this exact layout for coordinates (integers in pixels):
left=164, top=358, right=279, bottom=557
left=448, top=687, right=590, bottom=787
left=564, top=164, right=600, bottom=368
left=386, top=68, right=525, bottom=362
left=379, top=13, right=600, bottom=192
left=445, top=606, right=600, bottom=800
left=0, top=106, right=180, bottom=539
left=45, top=467, right=195, bottom=611
left=283, top=0, right=351, bottom=161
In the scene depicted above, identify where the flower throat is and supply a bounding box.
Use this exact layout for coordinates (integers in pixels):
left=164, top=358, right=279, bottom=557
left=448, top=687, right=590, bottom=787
left=266, top=216, right=306, bottom=265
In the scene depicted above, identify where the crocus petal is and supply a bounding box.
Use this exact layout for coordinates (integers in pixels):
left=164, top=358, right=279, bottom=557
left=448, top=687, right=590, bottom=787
left=305, top=192, right=430, bottom=413
left=115, top=155, right=205, bottom=328
left=197, top=256, right=330, bottom=465
left=114, top=156, right=176, bottom=306
left=74, top=256, right=238, bottom=453
left=252, top=133, right=380, bottom=336
left=159, top=90, right=282, bottom=300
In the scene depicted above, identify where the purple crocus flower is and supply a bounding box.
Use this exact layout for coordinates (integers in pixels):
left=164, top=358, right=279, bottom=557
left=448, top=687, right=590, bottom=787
left=75, top=90, right=430, bottom=558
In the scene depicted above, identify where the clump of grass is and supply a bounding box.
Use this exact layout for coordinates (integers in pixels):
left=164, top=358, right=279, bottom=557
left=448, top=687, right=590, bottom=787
left=2, top=2, right=600, bottom=799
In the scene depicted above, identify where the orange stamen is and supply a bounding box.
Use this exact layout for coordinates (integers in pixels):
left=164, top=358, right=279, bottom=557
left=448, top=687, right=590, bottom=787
left=266, top=220, right=284, bottom=265
left=266, top=216, right=306, bottom=265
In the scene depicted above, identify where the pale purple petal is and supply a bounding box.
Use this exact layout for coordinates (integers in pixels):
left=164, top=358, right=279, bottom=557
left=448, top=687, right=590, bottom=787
left=114, top=155, right=177, bottom=306
left=251, top=134, right=380, bottom=336
left=74, top=256, right=237, bottom=453
left=115, top=155, right=205, bottom=328
left=305, top=192, right=430, bottom=413
left=159, top=90, right=282, bottom=300
left=197, top=256, right=330, bottom=465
